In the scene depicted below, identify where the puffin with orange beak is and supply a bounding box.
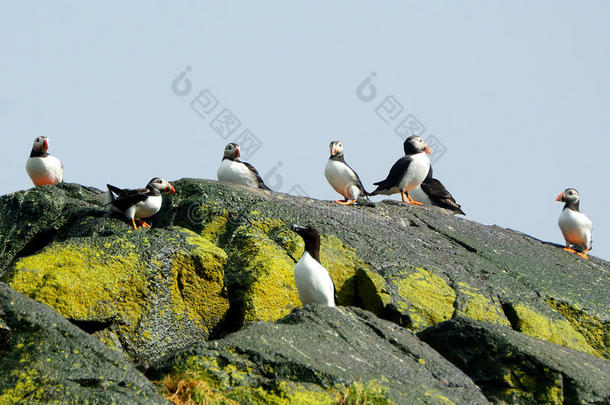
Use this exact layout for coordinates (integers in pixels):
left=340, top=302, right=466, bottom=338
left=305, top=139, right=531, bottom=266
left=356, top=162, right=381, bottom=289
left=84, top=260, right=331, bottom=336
left=217, top=143, right=271, bottom=190
left=369, top=135, right=431, bottom=205
left=104, top=177, right=176, bottom=229
left=324, top=141, right=374, bottom=206
left=556, top=188, right=593, bottom=259
left=26, top=136, right=64, bottom=186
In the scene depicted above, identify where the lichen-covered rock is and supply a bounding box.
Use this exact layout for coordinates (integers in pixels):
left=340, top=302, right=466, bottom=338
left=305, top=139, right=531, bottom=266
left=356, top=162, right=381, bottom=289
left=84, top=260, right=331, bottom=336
left=0, top=183, right=104, bottom=275
left=153, top=179, right=609, bottom=359
left=0, top=282, right=166, bottom=404
left=148, top=305, right=490, bottom=405
left=6, top=219, right=230, bottom=368
left=418, top=317, right=610, bottom=404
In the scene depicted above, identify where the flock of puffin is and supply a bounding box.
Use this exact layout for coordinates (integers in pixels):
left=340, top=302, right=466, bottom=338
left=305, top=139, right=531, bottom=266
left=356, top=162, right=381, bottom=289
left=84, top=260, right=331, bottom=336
left=25, top=135, right=594, bottom=307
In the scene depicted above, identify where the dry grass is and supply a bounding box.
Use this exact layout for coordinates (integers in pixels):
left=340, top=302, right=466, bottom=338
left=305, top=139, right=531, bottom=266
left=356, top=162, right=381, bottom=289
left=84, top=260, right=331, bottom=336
left=158, top=373, right=239, bottom=405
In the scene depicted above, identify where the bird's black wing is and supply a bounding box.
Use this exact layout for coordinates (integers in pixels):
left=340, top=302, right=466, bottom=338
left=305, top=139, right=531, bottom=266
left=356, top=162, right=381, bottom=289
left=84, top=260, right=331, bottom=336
left=241, top=161, right=271, bottom=191
left=106, top=184, right=125, bottom=197
left=370, top=156, right=412, bottom=194
left=420, top=178, right=465, bottom=215
left=346, top=162, right=370, bottom=195
left=108, top=187, right=151, bottom=212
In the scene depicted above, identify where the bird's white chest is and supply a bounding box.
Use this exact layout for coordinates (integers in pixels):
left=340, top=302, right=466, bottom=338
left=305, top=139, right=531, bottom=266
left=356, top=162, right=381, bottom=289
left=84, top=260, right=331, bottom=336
left=399, top=153, right=430, bottom=192
left=217, top=160, right=257, bottom=188
left=134, top=195, right=162, bottom=218
left=558, top=208, right=592, bottom=248
left=324, top=160, right=360, bottom=199
left=294, top=252, right=335, bottom=307
left=26, top=156, right=63, bottom=186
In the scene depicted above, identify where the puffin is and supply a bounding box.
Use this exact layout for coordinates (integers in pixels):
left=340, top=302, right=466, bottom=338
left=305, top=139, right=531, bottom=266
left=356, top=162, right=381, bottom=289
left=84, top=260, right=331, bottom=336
left=26, top=136, right=64, bottom=186
left=410, top=167, right=465, bottom=215
left=217, top=143, right=271, bottom=190
left=104, top=177, right=176, bottom=229
left=324, top=141, right=374, bottom=206
left=369, top=135, right=431, bottom=205
left=291, top=225, right=336, bottom=307
left=556, top=188, right=593, bottom=260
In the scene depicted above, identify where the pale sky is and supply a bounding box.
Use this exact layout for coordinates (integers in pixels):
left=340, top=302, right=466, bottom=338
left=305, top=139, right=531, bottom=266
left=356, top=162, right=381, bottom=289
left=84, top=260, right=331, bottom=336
left=2, top=2, right=609, bottom=260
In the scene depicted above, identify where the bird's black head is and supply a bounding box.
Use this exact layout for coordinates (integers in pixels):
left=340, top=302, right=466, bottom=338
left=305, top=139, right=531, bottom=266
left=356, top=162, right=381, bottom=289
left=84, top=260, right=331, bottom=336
left=556, top=188, right=581, bottom=209
left=329, top=141, right=344, bottom=157
left=147, top=177, right=176, bottom=194
left=223, top=143, right=240, bottom=160
left=291, top=225, right=321, bottom=262
left=31, top=136, right=49, bottom=153
left=403, top=135, right=431, bottom=155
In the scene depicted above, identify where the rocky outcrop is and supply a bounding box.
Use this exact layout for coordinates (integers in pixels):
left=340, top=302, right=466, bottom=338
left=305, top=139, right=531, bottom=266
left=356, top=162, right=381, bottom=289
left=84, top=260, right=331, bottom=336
left=149, top=305, right=490, bottom=404
left=0, top=282, right=166, bottom=404
left=1, top=179, right=609, bottom=404
left=6, top=218, right=229, bottom=368
left=418, top=317, right=610, bottom=404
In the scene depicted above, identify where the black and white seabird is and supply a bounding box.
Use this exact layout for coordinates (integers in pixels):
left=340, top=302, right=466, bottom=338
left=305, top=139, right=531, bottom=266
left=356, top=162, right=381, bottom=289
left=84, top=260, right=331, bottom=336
left=324, top=141, right=374, bottom=206
left=556, top=188, right=592, bottom=260
left=291, top=225, right=336, bottom=307
left=104, top=177, right=176, bottom=229
left=410, top=167, right=465, bottom=215
left=26, top=136, right=64, bottom=186
left=369, top=135, right=431, bottom=205
left=217, top=143, right=271, bottom=190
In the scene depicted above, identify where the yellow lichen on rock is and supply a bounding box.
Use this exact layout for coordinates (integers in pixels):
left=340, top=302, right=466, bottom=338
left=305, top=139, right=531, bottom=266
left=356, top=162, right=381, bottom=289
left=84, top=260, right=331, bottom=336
left=228, top=219, right=301, bottom=324
left=319, top=235, right=368, bottom=305
left=511, top=304, right=600, bottom=357
left=455, top=282, right=511, bottom=326
left=393, top=268, right=456, bottom=331
left=11, top=242, right=148, bottom=331
left=546, top=298, right=609, bottom=360
left=168, top=229, right=230, bottom=333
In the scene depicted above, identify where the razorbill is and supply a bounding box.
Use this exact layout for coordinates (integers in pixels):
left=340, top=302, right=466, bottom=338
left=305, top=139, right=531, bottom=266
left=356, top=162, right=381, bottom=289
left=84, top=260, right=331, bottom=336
left=324, top=141, right=374, bottom=206
left=217, top=143, right=271, bottom=190
left=556, top=188, right=592, bottom=259
left=291, top=225, right=336, bottom=307
left=26, top=136, right=64, bottom=186
left=104, top=177, right=176, bottom=229
left=369, top=135, right=431, bottom=205
left=410, top=167, right=465, bottom=215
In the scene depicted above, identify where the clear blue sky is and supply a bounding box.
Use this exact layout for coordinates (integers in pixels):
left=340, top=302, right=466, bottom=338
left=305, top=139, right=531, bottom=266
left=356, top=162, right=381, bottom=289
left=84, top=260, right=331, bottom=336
left=2, top=2, right=609, bottom=260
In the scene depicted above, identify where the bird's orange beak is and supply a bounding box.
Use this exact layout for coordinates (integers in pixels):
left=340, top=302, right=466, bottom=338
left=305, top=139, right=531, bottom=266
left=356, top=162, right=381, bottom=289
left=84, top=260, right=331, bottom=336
left=168, top=184, right=176, bottom=194
left=331, top=145, right=336, bottom=156
left=424, top=145, right=431, bottom=154
left=235, top=146, right=241, bottom=159
left=556, top=192, right=564, bottom=202
left=43, top=138, right=49, bottom=151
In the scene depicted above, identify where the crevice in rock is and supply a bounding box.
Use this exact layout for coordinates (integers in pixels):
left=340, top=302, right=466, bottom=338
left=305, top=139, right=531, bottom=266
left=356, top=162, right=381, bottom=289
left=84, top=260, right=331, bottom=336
left=70, top=377, right=103, bottom=388
left=13, top=227, right=57, bottom=261
left=69, top=319, right=114, bottom=335
left=500, top=302, right=520, bottom=331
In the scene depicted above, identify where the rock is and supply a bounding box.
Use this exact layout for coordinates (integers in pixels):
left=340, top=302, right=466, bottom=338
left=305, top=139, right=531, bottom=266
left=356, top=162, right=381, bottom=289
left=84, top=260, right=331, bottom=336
left=418, top=317, right=610, bottom=404
left=0, top=183, right=104, bottom=276
left=2, top=179, right=609, bottom=402
left=154, top=179, right=609, bottom=359
left=0, top=282, right=166, bottom=404
left=148, top=305, right=490, bottom=404
left=5, top=219, right=230, bottom=368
